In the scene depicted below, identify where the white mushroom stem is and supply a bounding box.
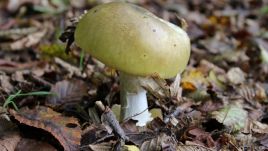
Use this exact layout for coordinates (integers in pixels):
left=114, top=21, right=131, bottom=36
left=119, top=72, right=152, bottom=126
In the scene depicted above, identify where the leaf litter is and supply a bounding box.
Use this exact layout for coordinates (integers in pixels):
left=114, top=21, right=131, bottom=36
left=0, top=0, right=268, bottom=150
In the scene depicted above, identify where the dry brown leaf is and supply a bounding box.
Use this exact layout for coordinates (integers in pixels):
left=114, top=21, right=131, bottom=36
left=15, top=138, right=57, bottom=151
left=252, top=121, right=268, bottom=134
left=126, top=131, right=156, bottom=147
left=0, top=73, right=13, bottom=93
left=48, top=79, right=88, bottom=107
left=198, top=59, right=226, bottom=75
left=9, top=106, right=81, bottom=151
left=258, top=135, right=268, bottom=148
left=11, top=71, right=25, bottom=83
left=88, top=142, right=113, bottom=151
left=201, top=33, right=232, bottom=54
left=0, top=132, right=21, bottom=151
left=176, top=144, right=214, bottom=151
left=0, top=29, right=47, bottom=51
left=186, top=128, right=215, bottom=148
left=197, top=100, right=223, bottom=112
left=0, top=115, right=20, bottom=151
left=121, top=119, right=139, bottom=133
left=0, top=59, right=42, bottom=73
left=81, top=124, right=110, bottom=147
left=7, top=0, right=39, bottom=12
left=227, top=67, right=245, bottom=85
left=140, top=133, right=176, bottom=151
left=181, top=69, right=208, bottom=91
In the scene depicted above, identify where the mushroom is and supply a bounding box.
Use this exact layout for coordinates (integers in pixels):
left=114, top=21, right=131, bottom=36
left=75, top=2, right=190, bottom=126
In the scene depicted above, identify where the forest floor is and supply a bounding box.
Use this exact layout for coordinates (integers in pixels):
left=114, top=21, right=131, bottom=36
left=1, top=0, right=268, bottom=150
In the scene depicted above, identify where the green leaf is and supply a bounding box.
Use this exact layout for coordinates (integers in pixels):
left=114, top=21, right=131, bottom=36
left=211, top=103, right=247, bottom=131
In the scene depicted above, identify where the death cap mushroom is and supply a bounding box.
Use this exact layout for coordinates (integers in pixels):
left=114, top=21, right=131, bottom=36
left=75, top=2, right=190, bottom=78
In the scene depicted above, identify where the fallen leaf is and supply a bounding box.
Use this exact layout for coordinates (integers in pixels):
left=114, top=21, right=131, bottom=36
left=140, top=133, right=176, bottom=151
left=227, top=67, right=245, bottom=85
left=127, top=132, right=156, bottom=147
left=48, top=79, right=88, bottom=107
left=121, top=119, right=139, bottom=133
left=176, top=144, right=213, bottom=151
left=1, top=29, right=47, bottom=51
left=207, top=70, right=226, bottom=91
left=147, top=117, right=166, bottom=132
left=149, top=108, right=163, bottom=120
left=257, top=39, right=268, bottom=64
left=198, top=100, right=223, bottom=113
left=88, top=142, right=113, bottom=151
left=181, top=69, right=208, bottom=92
left=186, top=89, right=210, bottom=101
left=252, top=121, right=268, bottom=134
left=81, top=124, right=109, bottom=146
left=258, top=135, right=268, bottom=148
left=0, top=73, right=13, bottom=93
left=237, top=85, right=256, bottom=103
left=15, top=138, right=57, bottom=151
left=11, top=71, right=25, bottom=83
left=218, top=133, right=240, bottom=150
left=211, top=103, right=248, bottom=131
left=0, top=117, right=20, bottom=151
left=7, top=0, right=38, bottom=12
left=124, top=145, right=140, bottom=151
left=201, top=33, right=232, bottom=54
left=186, top=128, right=215, bottom=148
left=0, top=59, right=42, bottom=73
left=0, top=131, right=21, bottom=151
left=9, top=106, right=81, bottom=151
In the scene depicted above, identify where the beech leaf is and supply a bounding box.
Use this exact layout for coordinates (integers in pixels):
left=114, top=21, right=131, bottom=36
left=211, top=103, right=247, bottom=131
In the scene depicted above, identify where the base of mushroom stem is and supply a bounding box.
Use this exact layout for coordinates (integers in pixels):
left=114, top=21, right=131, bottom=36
left=120, top=89, right=152, bottom=126
left=119, top=72, right=152, bottom=126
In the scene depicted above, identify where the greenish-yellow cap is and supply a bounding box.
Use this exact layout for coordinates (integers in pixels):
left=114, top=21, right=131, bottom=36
left=75, top=2, right=190, bottom=79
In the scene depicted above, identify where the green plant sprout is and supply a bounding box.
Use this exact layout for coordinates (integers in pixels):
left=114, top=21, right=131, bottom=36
left=79, top=50, right=85, bottom=70
left=3, top=90, right=55, bottom=111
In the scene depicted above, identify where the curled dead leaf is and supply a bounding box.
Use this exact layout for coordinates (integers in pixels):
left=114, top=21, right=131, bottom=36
left=9, top=106, right=81, bottom=151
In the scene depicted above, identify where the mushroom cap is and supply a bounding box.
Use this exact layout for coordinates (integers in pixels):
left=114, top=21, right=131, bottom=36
left=75, top=2, right=190, bottom=79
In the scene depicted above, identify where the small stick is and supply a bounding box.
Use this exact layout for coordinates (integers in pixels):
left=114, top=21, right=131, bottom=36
left=95, top=101, right=128, bottom=142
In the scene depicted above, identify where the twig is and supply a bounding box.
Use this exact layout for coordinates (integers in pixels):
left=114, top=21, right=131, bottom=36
left=54, top=57, right=85, bottom=77
left=123, top=105, right=153, bottom=123
left=95, top=101, right=128, bottom=142
left=30, top=74, right=53, bottom=87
